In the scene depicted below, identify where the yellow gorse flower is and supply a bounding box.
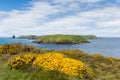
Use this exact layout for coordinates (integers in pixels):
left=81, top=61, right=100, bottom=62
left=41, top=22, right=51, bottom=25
left=9, top=53, right=36, bottom=68
left=0, top=46, right=3, bottom=54
left=9, top=53, right=91, bottom=78
left=33, top=53, right=65, bottom=70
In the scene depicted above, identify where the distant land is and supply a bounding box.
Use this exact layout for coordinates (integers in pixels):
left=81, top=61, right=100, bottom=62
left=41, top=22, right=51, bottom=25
left=18, top=34, right=97, bottom=44
left=18, top=35, right=38, bottom=39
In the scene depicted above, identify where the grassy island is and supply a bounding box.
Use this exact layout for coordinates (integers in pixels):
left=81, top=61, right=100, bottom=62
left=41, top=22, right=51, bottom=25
left=34, top=34, right=89, bottom=44
left=0, top=43, right=120, bottom=80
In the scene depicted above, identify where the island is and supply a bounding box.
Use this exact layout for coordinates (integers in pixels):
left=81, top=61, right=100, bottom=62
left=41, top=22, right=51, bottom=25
left=33, top=34, right=89, bottom=44
left=17, top=34, right=97, bottom=44
left=18, top=35, right=38, bottom=39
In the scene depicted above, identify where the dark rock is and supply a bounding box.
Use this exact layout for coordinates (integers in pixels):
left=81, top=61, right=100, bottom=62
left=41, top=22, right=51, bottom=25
left=12, top=35, right=15, bottom=39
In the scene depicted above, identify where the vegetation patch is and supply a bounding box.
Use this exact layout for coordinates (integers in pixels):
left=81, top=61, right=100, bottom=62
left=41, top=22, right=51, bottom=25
left=34, top=34, right=89, bottom=44
left=0, top=43, right=120, bottom=80
left=9, top=53, right=92, bottom=78
left=0, top=43, right=44, bottom=55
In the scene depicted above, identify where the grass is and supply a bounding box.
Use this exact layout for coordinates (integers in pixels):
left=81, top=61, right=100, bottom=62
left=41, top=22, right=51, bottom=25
left=0, top=54, right=69, bottom=80
left=35, top=34, right=89, bottom=44
left=0, top=54, right=84, bottom=80
left=44, top=49, right=120, bottom=79
left=0, top=44, right=120, bottom=80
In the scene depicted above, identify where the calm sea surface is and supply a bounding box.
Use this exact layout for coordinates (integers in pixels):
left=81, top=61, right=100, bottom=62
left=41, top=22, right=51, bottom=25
left=0, top=37, right=120, bottom=58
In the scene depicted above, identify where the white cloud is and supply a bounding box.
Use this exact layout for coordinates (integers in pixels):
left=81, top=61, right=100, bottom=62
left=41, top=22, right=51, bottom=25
left=0, top=0, right=120, bottom=37
left=36, top=6, right=120, bottom=37
left=52, top=0, right=105, bottom=11
left=0, top=1, right=62, bottom=36
left=0, top=11, right=8, bottom=16
left=53, top=0, right=102, bottom=3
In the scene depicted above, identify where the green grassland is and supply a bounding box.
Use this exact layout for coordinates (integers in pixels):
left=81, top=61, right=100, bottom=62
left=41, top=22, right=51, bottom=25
left=34, top=34, right=89, bottom=44
left=0, top=43, right=120, bottom=80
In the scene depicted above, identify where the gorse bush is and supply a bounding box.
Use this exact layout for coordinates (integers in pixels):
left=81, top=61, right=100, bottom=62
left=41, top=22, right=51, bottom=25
left=8, top=53, right=36, bottom=69
left=0, top=46, right=3, bottom=53
left=33, top=53, right=65, bottom=71
left=0, top=43, right=44, bottom=55
left=92, top=53, right=103, bottom=58
left=0, top=43, right=119, bottom=79
left=33, top=53, right=92, bottom=78
left=8, top=53, right=92, bottom=78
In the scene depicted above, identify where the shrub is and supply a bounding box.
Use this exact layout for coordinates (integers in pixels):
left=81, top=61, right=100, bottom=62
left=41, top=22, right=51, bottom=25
left=92, top=53, right=103, bottom=58
left=8, top=53, right=93, bottom=78
left=8, top=53, right=36, bottom=69
left=0, top=46, right=3, bottom=54
left=0, top=43, right=43, bottom=55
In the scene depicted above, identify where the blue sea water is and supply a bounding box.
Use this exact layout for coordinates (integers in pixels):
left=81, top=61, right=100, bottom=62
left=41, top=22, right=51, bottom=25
left=0, top=37, right=120, bottom=58
left=0, top=37, right=32, bottom=45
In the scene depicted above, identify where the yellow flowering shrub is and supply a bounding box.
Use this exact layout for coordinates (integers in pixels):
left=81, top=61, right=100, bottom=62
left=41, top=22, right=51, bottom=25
left=59, top=58, right=84, bottom=78
left=107, top=57, right=117, bottom=61
left=0, top=46, right=3, bottom=54
left=0, top=44, right=43, bottom=55
left=9, top=53, right=36, bottom=68
left=33, top=53, right=64, bottom=70
left=8, top=53, right=92, bottom=78
left=0, top=44, right=17, bottom=54
left=92, top=53, right=103, bottom=58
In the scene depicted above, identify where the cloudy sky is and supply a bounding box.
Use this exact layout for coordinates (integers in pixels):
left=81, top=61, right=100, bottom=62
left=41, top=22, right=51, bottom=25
left=0, top=0, right=120, bottom=37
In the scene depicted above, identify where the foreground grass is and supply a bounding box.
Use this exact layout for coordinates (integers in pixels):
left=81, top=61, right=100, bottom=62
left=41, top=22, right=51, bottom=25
left=50, top=49, right=120, bottom=79
left=0, top=54, right=88, bottom=80
left=0, top=44, right=120, bottom=80
left=34, top=34, right=89, bottom=44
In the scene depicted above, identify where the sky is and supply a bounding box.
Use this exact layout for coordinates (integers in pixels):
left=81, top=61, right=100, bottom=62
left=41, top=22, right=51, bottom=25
left=0, top=0, right=120, bottom=37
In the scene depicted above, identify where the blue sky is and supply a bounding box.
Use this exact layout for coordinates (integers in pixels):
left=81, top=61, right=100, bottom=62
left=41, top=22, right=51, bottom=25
left=0, top=0, right=120, bottom=37
left=0, top=0, right=30, bottom=11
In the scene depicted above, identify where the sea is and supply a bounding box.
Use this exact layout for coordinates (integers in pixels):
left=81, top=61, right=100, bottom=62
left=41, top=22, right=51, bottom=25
left=0, top=37, right=120, bottom=58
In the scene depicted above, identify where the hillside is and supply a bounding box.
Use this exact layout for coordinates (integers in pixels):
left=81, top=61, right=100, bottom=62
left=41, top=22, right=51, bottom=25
left=0, top=43, right=119, bottom=80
